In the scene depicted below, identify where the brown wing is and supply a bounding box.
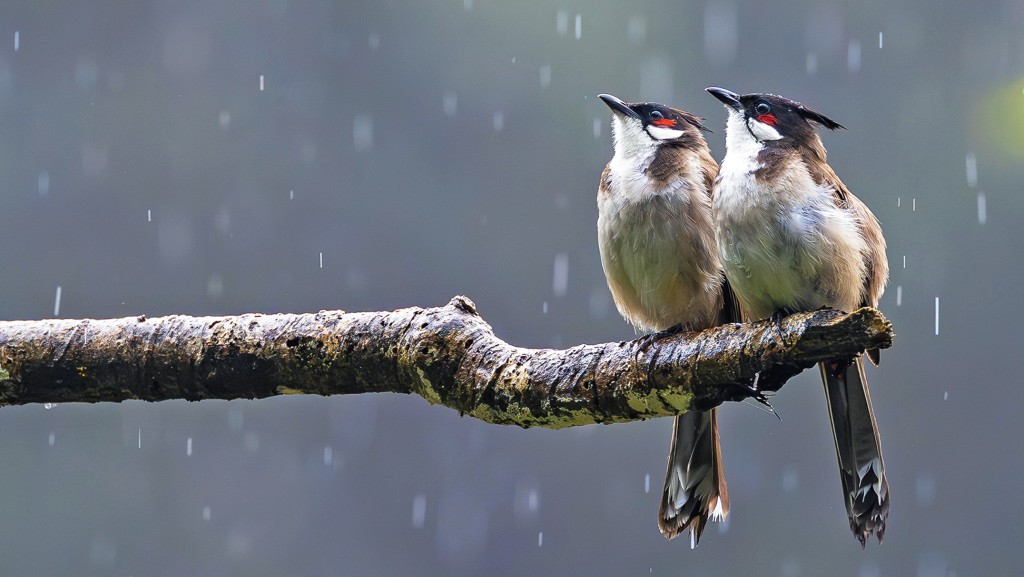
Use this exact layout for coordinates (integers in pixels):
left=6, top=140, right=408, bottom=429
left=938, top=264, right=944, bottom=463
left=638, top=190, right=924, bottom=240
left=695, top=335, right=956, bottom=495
left=808, top=158, right=889, bottom=365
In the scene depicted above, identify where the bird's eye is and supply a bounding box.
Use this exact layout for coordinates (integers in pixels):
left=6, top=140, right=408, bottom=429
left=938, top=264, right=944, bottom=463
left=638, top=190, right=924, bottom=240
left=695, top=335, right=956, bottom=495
left=755, top=102, right=771, bottom=115
left=650, top=110, right=664, bottom=120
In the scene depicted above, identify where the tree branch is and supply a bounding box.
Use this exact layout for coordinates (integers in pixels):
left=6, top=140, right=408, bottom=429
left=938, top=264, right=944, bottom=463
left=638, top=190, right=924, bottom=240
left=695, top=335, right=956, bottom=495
left=0, top=296, right=893, bottom=428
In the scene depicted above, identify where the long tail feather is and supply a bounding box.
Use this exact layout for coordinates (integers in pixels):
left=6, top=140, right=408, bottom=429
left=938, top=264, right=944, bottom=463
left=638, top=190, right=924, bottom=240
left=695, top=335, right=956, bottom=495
left=821, top=357, right=889, bottom=546
left=658, top=408, right=729, bottom=547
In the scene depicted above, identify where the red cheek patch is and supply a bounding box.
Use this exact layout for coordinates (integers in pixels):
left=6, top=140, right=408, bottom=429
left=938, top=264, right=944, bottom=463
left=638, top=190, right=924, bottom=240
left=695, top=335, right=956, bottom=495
left=652, top=118, right=677, bottom=127
left=756, top=113, right=778, bottom=126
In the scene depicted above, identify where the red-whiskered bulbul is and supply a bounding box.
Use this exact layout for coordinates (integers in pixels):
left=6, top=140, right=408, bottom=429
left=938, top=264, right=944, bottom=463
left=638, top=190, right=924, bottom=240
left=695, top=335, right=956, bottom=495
left=597, top=93, right=740, bottom=547
left=706, top=87, right=890, bottom=546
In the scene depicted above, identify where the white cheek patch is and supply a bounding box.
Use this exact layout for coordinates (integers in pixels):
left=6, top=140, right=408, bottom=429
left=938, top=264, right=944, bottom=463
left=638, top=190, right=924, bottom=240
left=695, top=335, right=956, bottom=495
left=646, top=125, right=685, bottom=140
left=746, top=118, right=783, bottom=142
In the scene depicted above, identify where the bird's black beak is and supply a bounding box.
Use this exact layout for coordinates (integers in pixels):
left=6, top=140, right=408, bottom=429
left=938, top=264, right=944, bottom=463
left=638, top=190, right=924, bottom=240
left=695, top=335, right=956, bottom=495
left=706, top=87, right=742, bottom=111
left=599, top=94, right=641, bottom=120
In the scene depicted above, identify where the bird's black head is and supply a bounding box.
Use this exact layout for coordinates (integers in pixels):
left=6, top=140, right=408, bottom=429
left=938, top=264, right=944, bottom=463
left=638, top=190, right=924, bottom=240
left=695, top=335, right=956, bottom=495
left=599, top=93, right=710, bottom=146
left=705, top=87, right=844, bottom=145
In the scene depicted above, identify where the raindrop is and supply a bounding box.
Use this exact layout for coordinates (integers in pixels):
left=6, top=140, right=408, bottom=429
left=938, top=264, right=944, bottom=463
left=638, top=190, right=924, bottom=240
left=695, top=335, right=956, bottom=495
left=539, top=65, right=552, bottom=88
left=878, top=32, right=884, bottom=49
left=528, top=489, right=539, bottom=512
left=202, top=506, right=211, bottom=521
left=897, top=197, right=901, bottom=208
left=38, top=171, right=49, bottom=196
left=552, top=253, right=569, bottom=297
left=538, top=531, right=544, bottom=547
left=903, top=255, right=906, bottom=269
left=443, top=92, right=458, bottom=116
left=943, top=391, right=948, bottom=401
left=207, top=275, right=224, bottom=298
left=934, top=297, right=939, bottom=335
left=323, top=446, right=333, bottom=466
left=319, top=252, right=323, bottom=269
left=13, top=31, right=19, bottom=52
left=806, top=53, right=818, bottom=75
left=138, top=427, right=142, bottom=449
left=847, top=40, right=861, bottom=72
left=575, top=14, right=582, bottom=40
left=977, top=190, right=987, bottom=224
left=627, top=15, right=647, bottom=45
left=289, top=189, right=294, bottom=200
left=542, top=301, right=548, bottom=314
left=219, top=110, right=231, bottom=129
left=353, top=114, right=374, bottom=151
left=48, top=432, right=55, bottom=446
left=147, top=209, right=152, bottom=222
left=965, top=153, right=977, bottom=187
left=493, top=111, right=504, bottom=131
left=53, top=286, right=62, bottom=317
left=186, top=437, right=193, bottom=456
left=644, top=473, right=650, bottom=494
left=592, top=117, right=602, bottom=139
left=412, top=493, right=427, bottom=529
left=895, top=285, right=902, bottom=307
left=703, top=2, right=737, bottom=65
left=781, top=466, right=799, bottom=493
left=912, top=198, right=916, bottom=211
left=556, top=11, right=568, bottom=35
left=259, top=74, right=264, bottom=92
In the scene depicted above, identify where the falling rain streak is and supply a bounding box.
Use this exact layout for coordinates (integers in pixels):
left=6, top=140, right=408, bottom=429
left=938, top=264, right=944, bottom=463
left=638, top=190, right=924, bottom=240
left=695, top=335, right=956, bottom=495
left=977, top=191, right=987, bottom=224
left=552, top=253, right=569, bottom=297
left=319, top=252, right=323, bottom=269
left=412, top=494, right=426, bottom=529
left=48, top=432, right=55, bottom=446
left=53, top=285, right=62, bottom=316
left=259, top=74, right=265, bottom=91
left=847, top=40, right=861, bottom=72
left=538, top=531, right=544, bottom=547
left=147, top=209, right=152, bottom=222
left=539, top=65, right=552, bottom=88
left=879, top=32, right=884, bottom=48
left=13, top=31, right=19, bottom=51
left=187, top=437, right=193, bottom=456
left=965, top=153, right=977, bottom=187
left=592, top=118, right=602, bottom=139
left=644, top=473, right=650, bottom=494
left=934, top=297, right=940, bottom=335
left=896, top=285, right=902, bottom=307
left=575, top=14, right=582, bottom=39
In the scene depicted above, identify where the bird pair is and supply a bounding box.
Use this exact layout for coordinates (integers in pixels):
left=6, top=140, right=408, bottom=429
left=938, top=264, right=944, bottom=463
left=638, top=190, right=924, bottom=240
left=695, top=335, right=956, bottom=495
left=596, top=88, right=889, bottom=548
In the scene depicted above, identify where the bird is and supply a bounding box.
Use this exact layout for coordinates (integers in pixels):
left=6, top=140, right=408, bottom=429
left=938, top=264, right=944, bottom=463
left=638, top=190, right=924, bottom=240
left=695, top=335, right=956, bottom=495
left=596, top=93, right=740, bottom=548
left=705, top=86, right=890, bottom=546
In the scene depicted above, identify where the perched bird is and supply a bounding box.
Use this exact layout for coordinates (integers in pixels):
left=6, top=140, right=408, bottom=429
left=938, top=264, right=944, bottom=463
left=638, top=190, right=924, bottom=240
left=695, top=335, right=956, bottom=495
left=706, top=87, right=890, bottom=545
left=597, top=93, right=739, bottom=547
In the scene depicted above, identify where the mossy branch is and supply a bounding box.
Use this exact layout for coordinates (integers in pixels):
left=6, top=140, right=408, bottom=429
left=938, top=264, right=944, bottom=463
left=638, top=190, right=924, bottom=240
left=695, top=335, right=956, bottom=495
left=0, top=296, right=893, bottom=428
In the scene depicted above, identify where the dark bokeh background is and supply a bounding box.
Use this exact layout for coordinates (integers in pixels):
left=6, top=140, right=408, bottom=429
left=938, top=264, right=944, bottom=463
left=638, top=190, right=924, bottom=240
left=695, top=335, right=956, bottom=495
left=0, top=1, right=1022, bottom=575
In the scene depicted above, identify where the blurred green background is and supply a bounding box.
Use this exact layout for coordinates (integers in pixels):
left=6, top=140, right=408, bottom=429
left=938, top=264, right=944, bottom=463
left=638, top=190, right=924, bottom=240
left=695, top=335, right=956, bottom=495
left=0, top=0, right=1021, bottom=575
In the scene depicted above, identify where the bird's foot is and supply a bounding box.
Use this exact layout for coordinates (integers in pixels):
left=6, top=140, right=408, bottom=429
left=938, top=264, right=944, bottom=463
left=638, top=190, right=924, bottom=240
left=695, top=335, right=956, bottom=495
left=635, top=323, right=684, bottom=357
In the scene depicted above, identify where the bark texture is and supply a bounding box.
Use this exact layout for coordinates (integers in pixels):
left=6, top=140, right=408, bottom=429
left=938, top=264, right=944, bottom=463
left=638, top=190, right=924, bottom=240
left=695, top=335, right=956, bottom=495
left=0, top=296, right=893, bottom=428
